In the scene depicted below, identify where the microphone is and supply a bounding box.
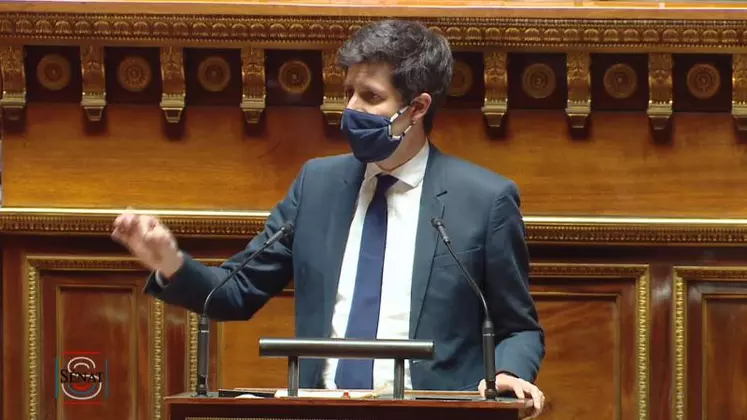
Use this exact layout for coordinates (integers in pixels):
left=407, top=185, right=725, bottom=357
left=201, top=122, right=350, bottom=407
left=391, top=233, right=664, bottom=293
left=430, top=217, right=498, bottom=401
left=194, top=221, right=294, bottom=397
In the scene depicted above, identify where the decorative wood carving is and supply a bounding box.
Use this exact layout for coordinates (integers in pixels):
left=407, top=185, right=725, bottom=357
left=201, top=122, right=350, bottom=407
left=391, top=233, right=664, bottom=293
left=117, top=55, right=152, bottom=92
left=0, top=45, right=26, bottom=121
left=603, top=63, right=638, bottom=99
left=160, top=46, right=186, bottom=124
left=448, top=60, right=474, bottom=97
left=320, top=49, right=345, bottom=126
left=1, top=209, right=747, bottom=245
left=240, top=47, right=265, bottom=125
left=565, top=51, right=591, bottom=130
left=278, top=59, right=312, bottom=95
left=732, top=54, right=747, bottom=132
left=481, top=51, right=508, bottom=129
left=521, top=63, right=556, bottom=100
left=80, top=45, right=106, bottom=122
left=197, top=55, right=231, bottom=93
left=2, top=11, right=747, bottom=52
left=566, top=51, right=591, bottom=132
left=686, top=63, right=720, bottom=100
left=647, top=53, right=673, bottom=131
left=36, top=54, right=71, bottom=91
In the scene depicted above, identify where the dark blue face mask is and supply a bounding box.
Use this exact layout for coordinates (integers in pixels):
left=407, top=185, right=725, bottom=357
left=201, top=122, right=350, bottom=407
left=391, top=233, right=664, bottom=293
left=340, top=106, right=413, bottom=163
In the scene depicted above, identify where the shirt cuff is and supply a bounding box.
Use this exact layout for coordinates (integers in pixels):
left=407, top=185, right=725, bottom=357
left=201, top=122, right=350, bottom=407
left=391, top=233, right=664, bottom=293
left=154, top=271, right=170, bottom=288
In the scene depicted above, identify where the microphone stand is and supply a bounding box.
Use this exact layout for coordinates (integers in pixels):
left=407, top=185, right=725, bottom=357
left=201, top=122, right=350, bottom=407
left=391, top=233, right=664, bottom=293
left=431, top=217, right=498, bottom=401
left=194, top=222, right=294, bottom=397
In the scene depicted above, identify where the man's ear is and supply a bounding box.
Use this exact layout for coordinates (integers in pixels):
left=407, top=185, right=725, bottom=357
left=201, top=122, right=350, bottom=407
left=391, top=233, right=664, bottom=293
left=410, top=93, right=432, bottom=124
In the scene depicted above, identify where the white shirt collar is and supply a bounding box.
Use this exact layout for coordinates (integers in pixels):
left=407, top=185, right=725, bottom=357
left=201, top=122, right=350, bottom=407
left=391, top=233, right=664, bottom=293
left=363, top=141, right=430, bottom=189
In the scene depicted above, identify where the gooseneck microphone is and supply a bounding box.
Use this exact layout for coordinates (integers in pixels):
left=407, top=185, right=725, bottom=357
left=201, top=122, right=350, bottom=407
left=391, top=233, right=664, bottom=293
left=195, top=221, right=294, bottom=397
left=431, top=217, right=499, bottom=401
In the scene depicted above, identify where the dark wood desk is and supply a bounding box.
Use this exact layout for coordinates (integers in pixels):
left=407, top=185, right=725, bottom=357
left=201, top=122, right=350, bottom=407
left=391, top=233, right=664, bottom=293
left=165, top=390, right=534, bottom=420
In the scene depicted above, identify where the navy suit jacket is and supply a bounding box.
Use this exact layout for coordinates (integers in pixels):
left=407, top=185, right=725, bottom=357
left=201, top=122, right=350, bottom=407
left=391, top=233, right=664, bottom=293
left=145, top=143, right=544, bottom=391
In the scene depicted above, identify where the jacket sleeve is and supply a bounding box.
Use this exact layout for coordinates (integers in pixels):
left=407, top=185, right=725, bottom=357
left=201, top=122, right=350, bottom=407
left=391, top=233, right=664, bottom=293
left=142, top=163, right=307, bottom=321
left=484, top=181, right=545, bottom=382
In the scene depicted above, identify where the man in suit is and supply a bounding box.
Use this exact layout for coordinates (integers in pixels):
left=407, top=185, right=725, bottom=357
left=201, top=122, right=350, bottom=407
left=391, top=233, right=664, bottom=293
left=112, top=19, right=545, bottom=415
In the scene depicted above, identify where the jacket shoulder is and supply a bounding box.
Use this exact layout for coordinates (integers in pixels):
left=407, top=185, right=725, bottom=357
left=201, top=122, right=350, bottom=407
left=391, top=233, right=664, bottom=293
left=438, top=153, right=519, bottom=199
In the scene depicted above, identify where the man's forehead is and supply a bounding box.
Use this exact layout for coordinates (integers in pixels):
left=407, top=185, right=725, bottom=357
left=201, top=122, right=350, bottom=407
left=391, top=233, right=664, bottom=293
left=343, top=62, right=393, bottom=88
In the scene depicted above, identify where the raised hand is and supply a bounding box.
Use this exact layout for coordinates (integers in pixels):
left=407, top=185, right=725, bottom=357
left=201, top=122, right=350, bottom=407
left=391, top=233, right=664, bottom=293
left=111, top=209, right=184, bottom=278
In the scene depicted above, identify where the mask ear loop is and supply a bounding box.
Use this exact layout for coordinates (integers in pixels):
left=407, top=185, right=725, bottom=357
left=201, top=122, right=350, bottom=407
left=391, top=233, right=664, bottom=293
left=388, top=105, right=414, bottom=141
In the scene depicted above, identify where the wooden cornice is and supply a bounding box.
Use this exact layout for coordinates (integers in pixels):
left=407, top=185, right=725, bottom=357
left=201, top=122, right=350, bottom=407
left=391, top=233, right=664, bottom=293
left=1, top=208, right=747, bottom=245
left=2, top=1, right=747, bottom=52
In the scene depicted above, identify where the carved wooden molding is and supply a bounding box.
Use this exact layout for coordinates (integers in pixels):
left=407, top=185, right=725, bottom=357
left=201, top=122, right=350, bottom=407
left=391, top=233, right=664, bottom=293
left=3, top=209, right=747, bottom=244
left=320, top=49, right=345, bottom=126
left=0, top=45, right=26, bottom=121
left=647, top=53, right=673, bottom=131
left=481, top=51, right=507, bottom=129
left=240, top=47, right=265, bottom=125
left=160, top=46, right=186, bottom=124
left=732, top=54, right=747, bottom=132
left=4, top=12, right=747, bottom=52
left=566, top=51, right=591, bottom=132
left=80, top=45, right=106, bottom=122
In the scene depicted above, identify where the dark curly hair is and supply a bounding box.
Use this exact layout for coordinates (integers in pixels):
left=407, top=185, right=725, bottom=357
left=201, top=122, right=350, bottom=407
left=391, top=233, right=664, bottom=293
left=337, top=19, right=454, bottom=134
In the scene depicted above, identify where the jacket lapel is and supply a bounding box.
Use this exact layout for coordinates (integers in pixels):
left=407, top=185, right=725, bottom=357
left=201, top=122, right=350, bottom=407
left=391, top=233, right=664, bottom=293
left=409, top=145, right=447, bottom=337
left=322, top=157, right=365, bottom=337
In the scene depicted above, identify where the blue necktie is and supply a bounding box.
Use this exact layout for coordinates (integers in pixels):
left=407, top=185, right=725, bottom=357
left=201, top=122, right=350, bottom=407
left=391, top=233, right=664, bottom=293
left=335, top=174, right=398, bottom=390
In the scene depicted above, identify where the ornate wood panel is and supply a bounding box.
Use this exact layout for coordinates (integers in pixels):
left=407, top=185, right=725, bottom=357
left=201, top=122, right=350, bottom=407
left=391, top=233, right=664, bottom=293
left=673, top=267, right=747, bottom=420
left=2, top=213, right=747, bottom=420
left=24, top=256, right=166, bottom=420
left=530, top=264, right=649, bottom=420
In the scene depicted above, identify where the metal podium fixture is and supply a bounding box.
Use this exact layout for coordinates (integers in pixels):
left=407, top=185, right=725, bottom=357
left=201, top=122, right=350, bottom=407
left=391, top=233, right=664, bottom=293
left=258, top=338, right=435, bottom=400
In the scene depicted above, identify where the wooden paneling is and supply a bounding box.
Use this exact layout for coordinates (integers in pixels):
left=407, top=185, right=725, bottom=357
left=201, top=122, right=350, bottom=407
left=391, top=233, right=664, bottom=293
left=218, top=289, right=295, bottom=389
left=530, top=264, right=648, bottom=420
left=1, top=3, right=747, bottom=420
left=4, top=105, right=747, bottom=217
left=3, top=223, right=747, bottom=420
left=28, top=257, right=163, bottom=420
left=674, top=267, right=747, bottom=420
left=2, top=104, right=345, bottom=210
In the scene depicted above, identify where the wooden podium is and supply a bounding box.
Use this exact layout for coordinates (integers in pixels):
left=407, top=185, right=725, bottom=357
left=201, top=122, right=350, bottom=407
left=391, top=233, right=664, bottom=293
left=164, top=390, right=534, bottom=420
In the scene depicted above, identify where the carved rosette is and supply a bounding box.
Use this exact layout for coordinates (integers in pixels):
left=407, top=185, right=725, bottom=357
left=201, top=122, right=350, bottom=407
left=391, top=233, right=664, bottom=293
left=36, top=54, right=71, bottom=91
left=278, top=59, right=311, bottom=95
left=647, top=53, right=673, bottom=131
left=320, top=49, right=345, bottom=126
left=732, top=54, right=747, bottom=132
left=603, top=63, right=638, bottom=99
left=240, top=47, right=265, bottom=125
left=197, top=55, right=231, bottom=93
left=522, top=62, right=556, bottom=100
left=481, top=51, right=508, bottom=128
left=80, top=45, right=106, bottom=121
left=686, top=63, right=720, bottom=100
left=448, top=60, right=473, bottom=97
left=566, top=52, right=591, bottom=131
left=159, top=46, right=185, bottom=124
left=117, top=55, right=152, bottom=92
left=0, top=45, right=26, bottom=120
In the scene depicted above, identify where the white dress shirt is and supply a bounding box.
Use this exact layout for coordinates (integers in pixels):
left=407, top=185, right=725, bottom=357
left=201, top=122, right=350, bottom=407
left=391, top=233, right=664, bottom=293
left=322, top=141, right=429, bottom=391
